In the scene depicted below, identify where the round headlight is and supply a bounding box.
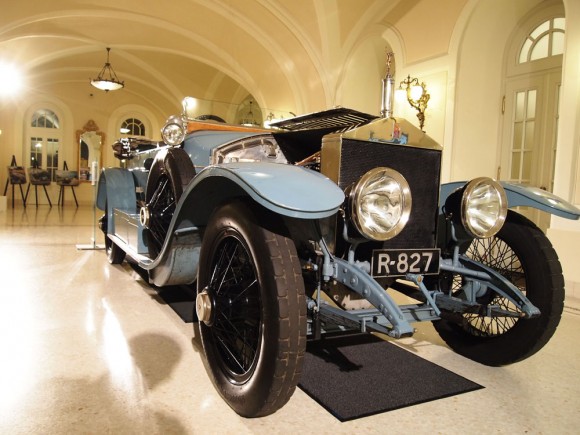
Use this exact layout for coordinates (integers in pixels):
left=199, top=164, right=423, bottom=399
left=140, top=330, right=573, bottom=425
left=461, top=177, right=507, bottom=238
left=161, top=115, right=185, bottom=146
left=350, top=167, right=412, bottom=241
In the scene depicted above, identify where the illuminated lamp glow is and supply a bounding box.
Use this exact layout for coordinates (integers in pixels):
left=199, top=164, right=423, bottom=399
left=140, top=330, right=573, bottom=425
left=0, top=62, right=23, bottom=97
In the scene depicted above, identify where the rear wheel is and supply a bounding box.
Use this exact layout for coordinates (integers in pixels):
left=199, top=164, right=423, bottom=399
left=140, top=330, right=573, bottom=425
left=196, top=201, right=306, bottom=417
left=105, top=237, right=125, bottom=264
left=100, top=207, right=125, bottom=265
left=433, top=211, right=565, bottom=366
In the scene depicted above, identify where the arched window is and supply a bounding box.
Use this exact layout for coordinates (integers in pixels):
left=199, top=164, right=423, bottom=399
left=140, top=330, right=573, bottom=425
left=31, top=109, right=60, bottom=129
left=518, top=17, right=565, bottom=64
left=500, top=13, right=565, bottom=231
left=120, top=118, right=146, bottom=136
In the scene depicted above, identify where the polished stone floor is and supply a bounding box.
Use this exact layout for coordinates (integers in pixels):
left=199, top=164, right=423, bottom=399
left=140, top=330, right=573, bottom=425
left=1, top=204, right=579, bottom=434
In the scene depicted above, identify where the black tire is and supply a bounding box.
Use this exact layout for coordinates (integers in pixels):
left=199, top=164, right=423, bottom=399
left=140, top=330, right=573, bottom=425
left=105, top=236, right=126, bottom=264
left=197, top=201, right=307, bottom=417
left=433, top=211, right=565, bottom=366
left=144, top=147, right=195, bottom=257
left=100, top=210, right=125, bottom=264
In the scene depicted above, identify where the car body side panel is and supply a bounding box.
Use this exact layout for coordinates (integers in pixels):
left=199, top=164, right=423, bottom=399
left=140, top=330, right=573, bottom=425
left=440, top=181, right=580, bottom=220
left=96, top=168, right=137, bottom=233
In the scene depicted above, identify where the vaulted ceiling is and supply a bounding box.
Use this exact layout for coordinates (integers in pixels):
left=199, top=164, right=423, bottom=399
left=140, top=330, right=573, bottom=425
left=1, top=0, right=467, bottom=121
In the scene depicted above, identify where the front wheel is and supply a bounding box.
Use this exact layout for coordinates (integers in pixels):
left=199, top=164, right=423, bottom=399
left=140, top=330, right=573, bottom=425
left=433, top=211, right=565, bottom=366
left=196, top=201, right=307, bottom=417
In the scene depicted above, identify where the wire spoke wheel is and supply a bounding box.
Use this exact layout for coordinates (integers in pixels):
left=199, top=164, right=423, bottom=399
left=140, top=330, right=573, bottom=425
left=433, top=211, right=565, bottom=366
left=208, top=236, right=261, bottom=382
left=147, top=174, right=176, bottom=252
left=455, top=237, right=525, bottom=337
left=197, top=201, right=306, bottom=417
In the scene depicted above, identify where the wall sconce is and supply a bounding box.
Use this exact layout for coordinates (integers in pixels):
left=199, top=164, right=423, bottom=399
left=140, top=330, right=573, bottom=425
left=396, top=75, right=430, bottom=131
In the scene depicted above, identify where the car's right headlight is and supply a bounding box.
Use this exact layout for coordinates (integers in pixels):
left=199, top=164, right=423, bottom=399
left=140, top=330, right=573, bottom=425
left=445, top=177, right=508, bottom=239
left=161, top=115, right=186, bottom=146
left=349, top=167, right=412, bottom=241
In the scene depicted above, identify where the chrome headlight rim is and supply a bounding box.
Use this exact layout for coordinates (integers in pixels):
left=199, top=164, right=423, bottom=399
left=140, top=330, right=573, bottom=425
left=161, top=115, right=186, bottom=146
left=461, top=177, right=508, bottom=239
left=349, top=167, right=412, bottom=241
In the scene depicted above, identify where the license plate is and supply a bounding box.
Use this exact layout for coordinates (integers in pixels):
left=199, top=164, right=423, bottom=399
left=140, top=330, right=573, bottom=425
left=371, top=248, right=440, bottom=277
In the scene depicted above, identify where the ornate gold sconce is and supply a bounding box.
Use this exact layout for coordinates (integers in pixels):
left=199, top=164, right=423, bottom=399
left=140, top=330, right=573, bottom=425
left=397, top=75, right=430, bottom=131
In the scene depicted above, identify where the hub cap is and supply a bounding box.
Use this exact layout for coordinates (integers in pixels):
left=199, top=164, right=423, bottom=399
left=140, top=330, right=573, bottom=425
left=196, top=288, right=213, bottom=325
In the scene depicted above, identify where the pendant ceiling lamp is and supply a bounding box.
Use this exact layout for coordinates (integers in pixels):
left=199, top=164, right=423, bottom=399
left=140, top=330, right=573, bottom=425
left=90, top=47, right=124, bottom=92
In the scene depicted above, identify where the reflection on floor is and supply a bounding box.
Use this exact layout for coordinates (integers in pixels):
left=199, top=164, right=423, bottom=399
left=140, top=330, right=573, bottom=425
left=1, top=205, right=579, bottom=434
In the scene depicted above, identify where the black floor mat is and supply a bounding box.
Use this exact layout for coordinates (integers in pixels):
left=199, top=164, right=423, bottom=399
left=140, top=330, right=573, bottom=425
left=153, top=286, right=483, bottom=421
left=298, top=333, right=483, bottom=421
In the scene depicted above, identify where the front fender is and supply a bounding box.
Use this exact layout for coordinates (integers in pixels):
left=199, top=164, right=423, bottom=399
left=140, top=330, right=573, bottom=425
left=440, top=181, right=580, bottom=220
left=140, top=162, right=344, bottom=287
left=176, top=162, right=345, bottom=224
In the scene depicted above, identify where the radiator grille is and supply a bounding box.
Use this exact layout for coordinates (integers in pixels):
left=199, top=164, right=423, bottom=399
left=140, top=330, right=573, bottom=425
left=338, top=139, right=441, bottom=249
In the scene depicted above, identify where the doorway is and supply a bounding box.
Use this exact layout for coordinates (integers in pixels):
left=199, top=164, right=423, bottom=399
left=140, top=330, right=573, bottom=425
left=499, top=16, right=564, bottom=232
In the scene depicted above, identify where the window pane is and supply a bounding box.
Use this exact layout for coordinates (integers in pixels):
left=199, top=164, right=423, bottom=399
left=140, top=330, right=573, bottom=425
left=554, top=17, right=565, bottom=31
left=526, top=90, right=536, bottom=119
left=515, top=92, right=525, bottom=121
left=519, top=39, right=533, bottom=63
left=530, top=21, right=549, bottom=39
left=522, top=151, right=532, bottom=180
left=513, top=122, right=523, bottom=149
left=30, top=137, right=43, bottom=167
left=524, top=121, right=535, bottom=150
left=552, top=31, right=565, bottom=56
left=511, top=152, right=521, bottom=180
left=530, top=35, right=549, bottom=61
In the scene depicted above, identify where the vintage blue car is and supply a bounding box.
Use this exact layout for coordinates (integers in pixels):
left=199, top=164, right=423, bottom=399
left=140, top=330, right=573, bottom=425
left=97, top=96, right=580, bottom=418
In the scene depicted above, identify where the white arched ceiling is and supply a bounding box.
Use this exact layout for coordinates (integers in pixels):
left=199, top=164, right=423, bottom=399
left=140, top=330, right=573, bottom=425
left=1, top=0, right=470, bottom=122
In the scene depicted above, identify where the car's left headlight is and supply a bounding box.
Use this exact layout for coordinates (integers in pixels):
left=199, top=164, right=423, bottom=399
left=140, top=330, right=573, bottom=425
left=446, top=177, right=508, bottom=239
left=349, top=167, right=412, bottom=241
left=161, top=115, right=186, bottom=146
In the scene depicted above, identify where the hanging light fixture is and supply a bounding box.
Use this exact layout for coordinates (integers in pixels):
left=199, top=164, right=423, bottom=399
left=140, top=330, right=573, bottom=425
left=240, top=101, right=259, bottom=127
left=90, top=47, right=124, bottom=92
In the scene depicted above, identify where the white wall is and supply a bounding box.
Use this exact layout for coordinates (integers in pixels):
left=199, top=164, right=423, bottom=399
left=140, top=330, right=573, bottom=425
left=547, top=0, right=580, bottom=300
